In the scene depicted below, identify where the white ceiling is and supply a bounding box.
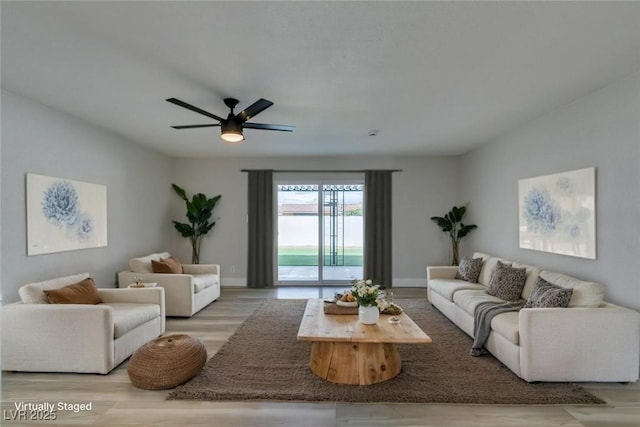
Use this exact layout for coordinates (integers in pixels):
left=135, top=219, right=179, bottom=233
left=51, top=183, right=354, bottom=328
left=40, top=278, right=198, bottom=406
left=3, top=1, right=640, bottom=158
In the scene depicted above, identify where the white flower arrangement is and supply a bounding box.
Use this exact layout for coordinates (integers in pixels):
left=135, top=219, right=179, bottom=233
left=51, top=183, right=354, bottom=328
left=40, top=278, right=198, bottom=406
left=350, top=279, right=380, bottom=307
left=376, top=296, right=403, bottom=315
left=376, top=297, right=392, bottom=312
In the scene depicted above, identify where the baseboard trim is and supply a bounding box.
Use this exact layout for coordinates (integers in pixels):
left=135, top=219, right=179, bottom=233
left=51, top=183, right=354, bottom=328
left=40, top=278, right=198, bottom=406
left=221, top=278, right=426, bottom=288
left=393, top=278, right=427, bottom=288
left=221, top=278, right=247, bottom=287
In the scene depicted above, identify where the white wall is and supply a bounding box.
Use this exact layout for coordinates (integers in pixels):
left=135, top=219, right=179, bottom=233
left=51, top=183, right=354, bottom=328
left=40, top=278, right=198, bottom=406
left=171, top=155, right=461, bottom=286
left=0, top=90, right=174, bottom=303
left=461, top=72, right=640, bottom=310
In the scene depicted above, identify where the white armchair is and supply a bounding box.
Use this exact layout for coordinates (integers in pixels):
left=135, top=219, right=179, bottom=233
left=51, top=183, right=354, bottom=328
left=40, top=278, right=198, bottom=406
left=118, top=252, right=220, bottom=317
left=1, top=273, right=165, bottom=374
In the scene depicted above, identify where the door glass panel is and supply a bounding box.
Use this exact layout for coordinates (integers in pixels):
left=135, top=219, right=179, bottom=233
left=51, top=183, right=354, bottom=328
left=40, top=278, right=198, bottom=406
left=322, top=185, right=363, bottom=281
left=277, top=185, right=319, bottom=282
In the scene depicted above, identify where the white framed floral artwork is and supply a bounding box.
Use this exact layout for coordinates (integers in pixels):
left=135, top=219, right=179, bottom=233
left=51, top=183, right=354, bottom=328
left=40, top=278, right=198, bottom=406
left=27, top=173, right=107, bottom=255
left=518, top=167, right=596, bottom=259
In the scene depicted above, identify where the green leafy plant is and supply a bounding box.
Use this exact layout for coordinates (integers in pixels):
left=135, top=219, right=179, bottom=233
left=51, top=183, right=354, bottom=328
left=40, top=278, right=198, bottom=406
left=430, top=205, right=477, bottom=265
left=172, top=184, right=221, bottom=264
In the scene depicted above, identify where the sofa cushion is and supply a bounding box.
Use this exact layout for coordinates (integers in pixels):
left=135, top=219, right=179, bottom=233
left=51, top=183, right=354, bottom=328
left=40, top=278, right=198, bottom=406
left=44, top=278, right=102, bottom=305
left=491, top=311, right=520, bottom=345
left=192, top=274, right=219, bottom=293
left=539, top=271, right=605, bottom=308
left=512, top=262, right=541, bottom=300
left=129, top=252, right=171, bottom=274
left=524, top=277, right=573, bottom=308
left=455, top=257, right=483, bottom=283
left=429, top=279, right=485, bottom=302
left=19, top=273, right=91, bottom=304
left=474, top=253, right=513, bottom=286
left=453, top=289, right=504, bottom=316
left=486, top=261, right=527, bottom=302
left=151, top=257, right=183, bottom=274
left=107, top=303, right=161, bottom=339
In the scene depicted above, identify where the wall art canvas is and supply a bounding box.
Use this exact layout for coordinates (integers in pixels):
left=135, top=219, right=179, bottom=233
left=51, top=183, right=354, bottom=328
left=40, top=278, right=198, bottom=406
left=518, top=167, right=596, bottom=259
left=27, top=173, right=107, bottom=255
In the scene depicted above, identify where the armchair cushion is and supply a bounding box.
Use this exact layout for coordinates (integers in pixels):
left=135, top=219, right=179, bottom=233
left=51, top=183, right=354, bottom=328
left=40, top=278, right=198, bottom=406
left=192, top=274, right=218, bottom=293
left=44, top=277, right=102, bottom=305
left=19, top=272, right=91, bottom=304
left=109, top=303, right=162, bottom=338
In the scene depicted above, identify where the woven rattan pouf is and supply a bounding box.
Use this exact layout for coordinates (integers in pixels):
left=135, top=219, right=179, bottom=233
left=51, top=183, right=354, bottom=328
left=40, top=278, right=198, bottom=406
left=128, top=334, right=207, bottom=390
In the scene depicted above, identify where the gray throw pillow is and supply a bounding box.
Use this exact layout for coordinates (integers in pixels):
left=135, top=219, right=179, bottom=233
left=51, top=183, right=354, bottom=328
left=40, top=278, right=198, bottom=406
left=523, top=277, right=573, bottom=308
left=455, top=257, right=483, bottom=283
left=486, top=261, right=527, bottom=302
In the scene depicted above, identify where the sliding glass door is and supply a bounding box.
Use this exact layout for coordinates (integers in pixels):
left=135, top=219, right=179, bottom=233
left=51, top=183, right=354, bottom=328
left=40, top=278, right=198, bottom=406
left=277, top=182, right=363, bottom=285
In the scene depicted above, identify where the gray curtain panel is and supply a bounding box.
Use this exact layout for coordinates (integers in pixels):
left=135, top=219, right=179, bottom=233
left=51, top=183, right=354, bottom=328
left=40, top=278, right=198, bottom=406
left=364, top=170, right=393, bottom=288
left=247, top=170, right=274, bottom=288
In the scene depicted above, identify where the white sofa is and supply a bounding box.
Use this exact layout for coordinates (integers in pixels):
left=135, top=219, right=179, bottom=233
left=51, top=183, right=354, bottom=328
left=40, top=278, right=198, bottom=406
left=1, top=273, right=165, bottom=374
left=118, top=252, right=220, bottom=317
left=427, top=252, right=640, bottom=382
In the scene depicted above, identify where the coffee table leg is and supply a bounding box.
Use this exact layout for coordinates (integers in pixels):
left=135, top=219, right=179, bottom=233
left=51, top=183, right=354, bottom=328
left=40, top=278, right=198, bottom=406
left=309, top=341, right=401, bottom=385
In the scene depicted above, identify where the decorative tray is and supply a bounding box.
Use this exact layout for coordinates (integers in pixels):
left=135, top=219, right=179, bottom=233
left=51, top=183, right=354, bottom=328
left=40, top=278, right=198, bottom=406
left=323, top=301, right=358, bottom=315
left=128, top=282, right=157, bottom=288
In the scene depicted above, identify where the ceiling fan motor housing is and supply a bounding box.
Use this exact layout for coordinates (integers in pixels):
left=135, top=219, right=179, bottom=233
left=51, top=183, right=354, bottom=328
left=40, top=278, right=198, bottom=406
left=222, top=119, right=242, bottom=134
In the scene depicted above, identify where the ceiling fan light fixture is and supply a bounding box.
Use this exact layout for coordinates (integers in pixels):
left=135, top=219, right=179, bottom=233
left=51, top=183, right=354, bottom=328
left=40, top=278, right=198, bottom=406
left=221, top=121, right=244, bottom=143
left=221, top=130, right=244, bottom=143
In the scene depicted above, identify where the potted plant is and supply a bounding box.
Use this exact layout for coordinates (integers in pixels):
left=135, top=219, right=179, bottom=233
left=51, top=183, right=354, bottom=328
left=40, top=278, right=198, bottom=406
left=171, top=184, right=221, bottom=264
left=430, top=205, right=477, bottom=265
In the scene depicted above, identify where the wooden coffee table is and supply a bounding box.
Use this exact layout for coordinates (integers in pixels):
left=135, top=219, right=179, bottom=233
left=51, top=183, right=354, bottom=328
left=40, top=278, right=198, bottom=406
left=296, top=299, right=432, bottom=385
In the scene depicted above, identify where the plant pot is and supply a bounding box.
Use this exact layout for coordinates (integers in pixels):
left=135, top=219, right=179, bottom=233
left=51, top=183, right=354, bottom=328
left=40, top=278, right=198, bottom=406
left=358, top=305, right=380, bottom=325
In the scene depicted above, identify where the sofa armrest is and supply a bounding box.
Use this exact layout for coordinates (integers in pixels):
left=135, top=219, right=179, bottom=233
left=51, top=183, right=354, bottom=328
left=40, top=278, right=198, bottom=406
left=99, top=288, right=165, bottom=332
left=519, top=306, right=640, bottom=382
left=118, top=271, right=196, bottom=317
left=99, top=287, right=164, bottom=304
left=1, top=303, right=114, bottom=373
left=182, top=263, right=220, bottom=275
left=427, top=266, right=459, bottom=281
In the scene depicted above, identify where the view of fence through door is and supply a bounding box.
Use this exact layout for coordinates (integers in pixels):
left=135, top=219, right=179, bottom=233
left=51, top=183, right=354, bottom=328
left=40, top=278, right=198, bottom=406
left=277, top=183, right=364, bottom=284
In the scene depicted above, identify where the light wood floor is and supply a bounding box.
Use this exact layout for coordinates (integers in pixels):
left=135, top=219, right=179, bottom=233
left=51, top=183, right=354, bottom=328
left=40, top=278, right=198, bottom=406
left=2, top=287, right=639, bottom=426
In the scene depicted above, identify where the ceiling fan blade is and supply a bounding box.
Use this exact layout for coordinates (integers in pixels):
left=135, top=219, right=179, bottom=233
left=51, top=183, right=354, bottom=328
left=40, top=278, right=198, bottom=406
left=236, top=99, right=274, bottom=122
left=166, top=98, right=225, bottom=122
left=243, top=122, right=295, bottom=132
left=171, top=124, right=221, bottom=129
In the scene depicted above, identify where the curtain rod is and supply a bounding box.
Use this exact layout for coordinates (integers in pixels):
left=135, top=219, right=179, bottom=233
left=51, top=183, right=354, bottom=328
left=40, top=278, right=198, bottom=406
left=240, top=169, right=402, bottom=173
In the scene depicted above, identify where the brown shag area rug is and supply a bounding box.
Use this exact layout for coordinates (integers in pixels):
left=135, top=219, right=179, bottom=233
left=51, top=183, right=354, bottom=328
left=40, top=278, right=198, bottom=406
left=167, top=299, right=605, bottom=405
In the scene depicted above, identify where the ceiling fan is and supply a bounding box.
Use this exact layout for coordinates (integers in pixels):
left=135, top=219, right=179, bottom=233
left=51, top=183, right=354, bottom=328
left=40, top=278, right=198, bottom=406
left=167, top=97, right=295, bottom=143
